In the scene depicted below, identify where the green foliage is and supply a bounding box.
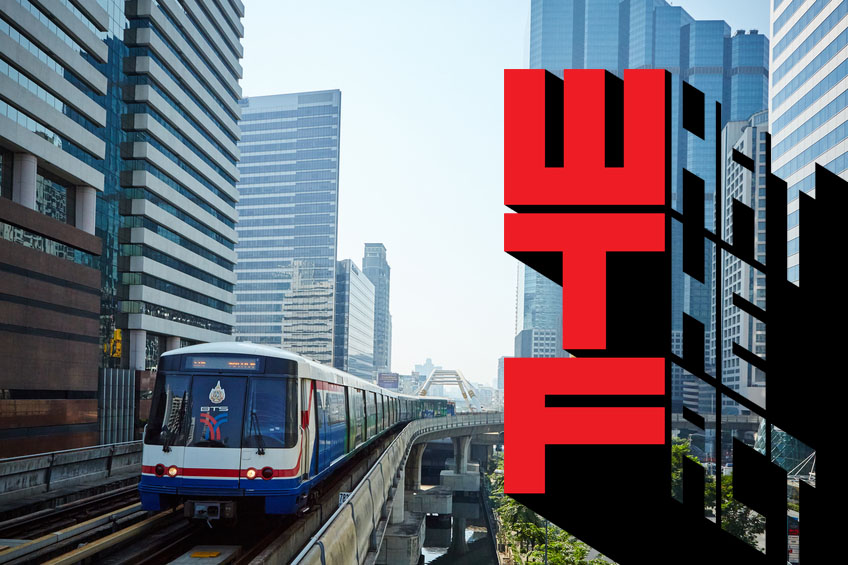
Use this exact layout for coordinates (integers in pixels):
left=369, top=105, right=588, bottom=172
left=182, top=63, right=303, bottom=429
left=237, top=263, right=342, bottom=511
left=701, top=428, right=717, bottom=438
left=719, top=473, right=766, bottom=546
left=671, top=437, right=701, bottom=501
left=526, top=528, right=610, bottom=565
left=487, top=453, right=611, bottom=563
left=672, top=439, right=766, bottom=547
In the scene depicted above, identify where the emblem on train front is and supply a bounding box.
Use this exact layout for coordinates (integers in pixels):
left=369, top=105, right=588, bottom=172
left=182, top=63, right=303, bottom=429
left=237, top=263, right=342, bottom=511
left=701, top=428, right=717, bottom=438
left=209, top=380, right=226, bottom=404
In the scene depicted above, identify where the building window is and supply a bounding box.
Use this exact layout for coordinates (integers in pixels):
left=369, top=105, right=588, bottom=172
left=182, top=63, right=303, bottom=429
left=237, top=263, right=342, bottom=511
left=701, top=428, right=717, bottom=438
left=0, top=149, right=12, bottom=199
left=35, top=170, right=75, bottom=225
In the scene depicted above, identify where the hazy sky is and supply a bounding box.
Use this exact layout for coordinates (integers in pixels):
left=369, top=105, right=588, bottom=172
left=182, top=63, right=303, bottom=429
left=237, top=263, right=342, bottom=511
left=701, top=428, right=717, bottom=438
left=241, top=1, right=769, bottom=386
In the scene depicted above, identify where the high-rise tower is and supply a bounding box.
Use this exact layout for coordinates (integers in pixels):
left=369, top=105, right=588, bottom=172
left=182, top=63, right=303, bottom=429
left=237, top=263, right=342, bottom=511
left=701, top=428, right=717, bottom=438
left=770, top=0, right=848, bottom=286
left=333, top=259, right=375, bottom=380
left=363, top=242, right=391, bottom=373
left=0, top=0, right=244, bottom=455
left=234, top=91, right=342, bottom=366
left=527, top=0, right=769, bottom=410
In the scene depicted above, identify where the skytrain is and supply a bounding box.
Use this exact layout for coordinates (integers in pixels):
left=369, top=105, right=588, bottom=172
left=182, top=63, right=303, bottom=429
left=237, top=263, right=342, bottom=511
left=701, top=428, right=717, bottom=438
left=139, top=342, right=453, bottom=519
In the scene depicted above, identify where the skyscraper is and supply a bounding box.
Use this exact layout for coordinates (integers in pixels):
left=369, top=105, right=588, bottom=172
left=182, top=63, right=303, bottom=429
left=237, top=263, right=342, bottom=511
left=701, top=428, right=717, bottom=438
left=119, top=0, right=243, bottom=369
left=770, top=0, right=848, bottom=285
left=498, top=356, right=507, bottom=390
left=713, top=110, right=769, bottom=414
left=333, top=259, right=375, bottom=380
left=234, top=91, right=341, bottom=366
left=527, top=0, right=769, bottom=410
left=363, top=242, right=391, bottom=373
left=0, top=0, right=244, bottom=455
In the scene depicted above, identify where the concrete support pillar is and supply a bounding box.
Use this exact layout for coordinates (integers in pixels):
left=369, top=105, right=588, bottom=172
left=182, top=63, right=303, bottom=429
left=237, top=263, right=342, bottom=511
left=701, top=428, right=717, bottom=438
left=450, top=516, right=469, bottom=555
left=471, top=444, right=492, bottom=471
left=12, top=153, right=36, bottom=209
left=75, top=185, right=96, bottom=234
left=130, top=329, right=147, bottom=371
left=165, top=336, right=181, bottom=351
left=405, top=443, right=426, bottom=491
left=391, top=470, right=405, bottom=524
left=452, top=436, right=471, bottom=474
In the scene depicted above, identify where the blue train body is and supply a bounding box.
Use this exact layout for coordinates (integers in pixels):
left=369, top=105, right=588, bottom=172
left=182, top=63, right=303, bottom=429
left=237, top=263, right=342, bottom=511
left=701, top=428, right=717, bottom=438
left=139, top=342, right=454, bottom=518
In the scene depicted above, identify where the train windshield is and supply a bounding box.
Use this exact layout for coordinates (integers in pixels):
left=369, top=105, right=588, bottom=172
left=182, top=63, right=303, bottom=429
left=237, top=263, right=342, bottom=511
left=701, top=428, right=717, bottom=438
left=243, top=378, right=298, bottom=449
left=187, top=375, right=246, bottom=448
left=144, top=373, right=190, bottom=447
left=145, top=372, right=295, bottom=449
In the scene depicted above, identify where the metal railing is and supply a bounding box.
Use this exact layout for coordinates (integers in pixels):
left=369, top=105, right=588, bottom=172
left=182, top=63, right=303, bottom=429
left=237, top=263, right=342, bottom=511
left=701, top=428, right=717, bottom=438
left=291, top=412, right=504, bottom=565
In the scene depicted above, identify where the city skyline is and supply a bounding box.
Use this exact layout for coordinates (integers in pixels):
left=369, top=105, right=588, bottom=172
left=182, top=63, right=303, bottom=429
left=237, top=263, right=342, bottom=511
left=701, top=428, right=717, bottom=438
left=240, top=1, right=769, bottom=383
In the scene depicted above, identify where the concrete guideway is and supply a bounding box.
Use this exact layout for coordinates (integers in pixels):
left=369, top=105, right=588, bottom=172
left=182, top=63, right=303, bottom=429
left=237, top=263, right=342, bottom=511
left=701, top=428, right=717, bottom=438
left=0, top=441, right=141, bottom=519
left=288, top=413, right=503, bottom=565
left=0, top=502, right=144, bottom=564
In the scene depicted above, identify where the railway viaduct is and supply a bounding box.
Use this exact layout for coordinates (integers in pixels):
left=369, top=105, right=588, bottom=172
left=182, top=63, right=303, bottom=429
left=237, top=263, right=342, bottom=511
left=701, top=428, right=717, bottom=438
left=286, top=412, right=504, bottom=565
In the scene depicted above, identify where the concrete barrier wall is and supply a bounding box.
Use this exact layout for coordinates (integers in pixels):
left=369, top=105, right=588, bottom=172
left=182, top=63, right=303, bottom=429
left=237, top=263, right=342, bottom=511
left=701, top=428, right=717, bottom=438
left=289, top=412, right=504, bottom=565
left=0, top=441, right=142, bottom=504
left=319, top=505, right=357, bottom=564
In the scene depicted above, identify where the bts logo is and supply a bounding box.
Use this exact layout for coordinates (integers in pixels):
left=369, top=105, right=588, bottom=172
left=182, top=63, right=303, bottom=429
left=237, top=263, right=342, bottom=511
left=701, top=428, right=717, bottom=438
left=503, top=69, right=667, bottom=494
left=200, top=412, right=228, bottom=441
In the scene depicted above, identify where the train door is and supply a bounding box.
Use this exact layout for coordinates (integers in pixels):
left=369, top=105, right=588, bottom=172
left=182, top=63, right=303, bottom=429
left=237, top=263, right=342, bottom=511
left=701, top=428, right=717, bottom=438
left=315, top=381, right=346, bottom=472
left=347, top=387, right=365, bottom=450
left=301, top=380, right=315, bottom=479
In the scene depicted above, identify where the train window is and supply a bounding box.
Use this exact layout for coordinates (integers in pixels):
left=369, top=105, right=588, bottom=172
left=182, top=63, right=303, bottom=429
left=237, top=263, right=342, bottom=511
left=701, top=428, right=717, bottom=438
left=366, top=392, right=377, bottom=438
left=144, top=373, right=190, bottom=446
left=243, top=377, right=297, bottom=449
left=349, top=388, right=364, bottom=448
left=319, top=382, right=346, bottom=426
left=376, top=394, right=384, bottom=432
left=187, top=376, right=247, bottom=448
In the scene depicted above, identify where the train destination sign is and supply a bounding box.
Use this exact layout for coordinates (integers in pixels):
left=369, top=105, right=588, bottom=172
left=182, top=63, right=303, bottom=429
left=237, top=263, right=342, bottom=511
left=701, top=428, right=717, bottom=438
left=186, top=356, right=261, bottom=371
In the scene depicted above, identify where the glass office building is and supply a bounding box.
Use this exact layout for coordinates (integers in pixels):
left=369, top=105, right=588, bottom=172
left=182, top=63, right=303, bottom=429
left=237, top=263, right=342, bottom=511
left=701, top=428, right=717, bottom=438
left=770, top=0, right=848, bottom=285
left=528, top=0, right=769, bottom=410
left=334, top=259, right=375, bottom=380
left=119, top=0, right=243, bottom=370
left=234, top=90, right=341, bottom=366
left=714, top=110, right=769, bottom=414
left=362, top=242, right=391, bottom=373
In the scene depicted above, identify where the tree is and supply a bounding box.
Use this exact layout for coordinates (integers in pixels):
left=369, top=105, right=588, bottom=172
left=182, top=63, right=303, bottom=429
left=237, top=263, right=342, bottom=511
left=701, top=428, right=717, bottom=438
left=672, top=438, right=766, bottom=547
left=719, top=473, right=766, bottom=546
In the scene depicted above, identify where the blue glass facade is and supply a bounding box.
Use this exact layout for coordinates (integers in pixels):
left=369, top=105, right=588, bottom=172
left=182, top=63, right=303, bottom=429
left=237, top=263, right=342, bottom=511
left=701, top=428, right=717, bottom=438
left=333, top=259, right=375, bottom=381
left=530, top=0, right=585, bottom=76
left=584, top=0, right=621, bottom=72
left=527, top=0, right=769, bottom=410
left=234, top=90, right=341, bottom=366
left=362, top=243, right=391, bottom=373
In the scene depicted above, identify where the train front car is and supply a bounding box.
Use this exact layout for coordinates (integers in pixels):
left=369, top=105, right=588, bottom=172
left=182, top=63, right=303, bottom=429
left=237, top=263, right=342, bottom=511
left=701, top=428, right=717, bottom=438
left=139, top=343, right=305, bottom=520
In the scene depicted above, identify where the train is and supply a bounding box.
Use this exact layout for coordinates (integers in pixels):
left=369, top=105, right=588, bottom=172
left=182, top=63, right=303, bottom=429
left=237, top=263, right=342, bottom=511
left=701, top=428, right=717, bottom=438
left=138, top=342, right=454, bottom=520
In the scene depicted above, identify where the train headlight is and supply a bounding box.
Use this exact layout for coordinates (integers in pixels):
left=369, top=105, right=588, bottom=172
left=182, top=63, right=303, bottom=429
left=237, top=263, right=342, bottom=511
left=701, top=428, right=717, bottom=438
left=246, top=467, right=257, bottom=479
left=261, top=467, right=274, bottom=480
left=154, top=464, right=165, bottom=477
left=167, top=465, right=178, bottom=477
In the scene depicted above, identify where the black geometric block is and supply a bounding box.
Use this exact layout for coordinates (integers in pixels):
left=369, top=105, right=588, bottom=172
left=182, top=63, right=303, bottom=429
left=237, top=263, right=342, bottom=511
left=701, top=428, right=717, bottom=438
left=682, top=168, right=704, bottom=282
left=682, top=80, right=705, bottom=139
left=731, top=200, right=754, bottom=264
